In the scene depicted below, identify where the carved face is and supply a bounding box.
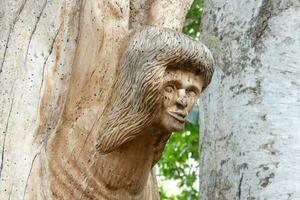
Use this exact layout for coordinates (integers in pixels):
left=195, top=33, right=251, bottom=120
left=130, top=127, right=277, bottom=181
left=155, top=68, right=205, bottom=133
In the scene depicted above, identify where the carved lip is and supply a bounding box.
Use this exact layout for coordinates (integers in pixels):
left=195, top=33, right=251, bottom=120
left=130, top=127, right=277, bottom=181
left=168, top=111, right=187, bottom=123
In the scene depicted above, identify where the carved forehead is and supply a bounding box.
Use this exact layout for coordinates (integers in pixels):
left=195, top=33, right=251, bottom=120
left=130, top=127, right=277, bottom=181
left=164, top=67, right=202, bottom=80
left=163, top=68, right=204, bottom=89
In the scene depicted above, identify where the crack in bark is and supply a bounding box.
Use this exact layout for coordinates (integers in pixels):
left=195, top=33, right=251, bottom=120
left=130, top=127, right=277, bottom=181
left=24, top=0, right=48, bottom=66
left=0, top=98, right=14, bottom=179
left=250, top=0, right=295, bottom=47
left=38, top=24, right=62, bottom=99
left=250, top=0, right=272, bottom=47
left=8, top=184, right=14, bottom=200
left=76, top=0, right=82, bottom=41
left=0, top=27, right=12, bottom=74
left=22, top=152, right=39, bottom=200
left=0, top=0, right=28, bottom=73
left=238, top=173, right=244, bottom=200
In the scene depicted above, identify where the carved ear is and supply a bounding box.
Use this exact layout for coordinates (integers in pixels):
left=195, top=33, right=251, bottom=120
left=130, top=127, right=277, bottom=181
left=96, top=26, right=214, bottom=154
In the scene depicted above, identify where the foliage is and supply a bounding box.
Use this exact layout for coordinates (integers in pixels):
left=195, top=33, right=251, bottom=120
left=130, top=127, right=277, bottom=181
left=183, top=0, right=204, bottom=40
left=157, top=0, right=204, bottom=199
left=157, top=121, right=200, bottom=200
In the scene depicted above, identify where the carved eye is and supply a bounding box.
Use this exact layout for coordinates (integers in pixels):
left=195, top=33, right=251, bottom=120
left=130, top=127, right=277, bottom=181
left=164, top=85, right=175, bottom=93
left=186, top=89, right=197, bottom=97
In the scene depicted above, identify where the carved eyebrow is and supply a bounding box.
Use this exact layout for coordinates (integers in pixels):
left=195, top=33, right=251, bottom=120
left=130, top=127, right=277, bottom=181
left=187, top=85, right=201, bottom=94
left=164, top=80, right=182, bottom=87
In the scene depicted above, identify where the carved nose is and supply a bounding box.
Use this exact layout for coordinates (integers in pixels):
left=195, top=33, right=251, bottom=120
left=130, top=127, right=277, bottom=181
left=176, top=97, right=187, bottom=108
left=176, top=90, right=187, bottom=108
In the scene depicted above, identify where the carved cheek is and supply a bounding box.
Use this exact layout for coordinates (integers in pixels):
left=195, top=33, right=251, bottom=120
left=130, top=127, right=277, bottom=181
left=163, top=92, right=174, bottom=107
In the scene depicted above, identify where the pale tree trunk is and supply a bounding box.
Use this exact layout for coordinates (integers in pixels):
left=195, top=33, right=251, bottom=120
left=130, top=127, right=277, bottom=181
left=0, top=0, right=192, bottom=199
left=199, top=0, right=300, bottom=199
left=0, top=1, right=81, bottom=198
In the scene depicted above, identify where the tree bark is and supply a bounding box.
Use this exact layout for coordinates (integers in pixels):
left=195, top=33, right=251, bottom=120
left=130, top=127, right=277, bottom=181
left=199, top=0, right=300, bottom=199
left=0, top=1, right=80, bottom=199
left=0, top=0, right=192, bottom=199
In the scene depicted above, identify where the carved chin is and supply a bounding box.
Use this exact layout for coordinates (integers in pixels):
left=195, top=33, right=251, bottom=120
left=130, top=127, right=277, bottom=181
left=160, top=113, right=186, bottom=133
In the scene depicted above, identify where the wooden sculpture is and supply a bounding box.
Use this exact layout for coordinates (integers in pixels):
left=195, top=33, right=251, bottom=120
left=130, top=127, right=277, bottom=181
left=47, top=27, right=214, bottom=199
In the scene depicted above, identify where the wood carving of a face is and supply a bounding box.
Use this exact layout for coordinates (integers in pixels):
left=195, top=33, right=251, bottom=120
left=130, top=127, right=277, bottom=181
left=155, top=68, right=205, bottom=132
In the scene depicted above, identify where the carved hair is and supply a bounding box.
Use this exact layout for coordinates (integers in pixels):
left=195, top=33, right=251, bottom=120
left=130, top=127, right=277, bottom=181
left=96, top=26, right=214, bottom=154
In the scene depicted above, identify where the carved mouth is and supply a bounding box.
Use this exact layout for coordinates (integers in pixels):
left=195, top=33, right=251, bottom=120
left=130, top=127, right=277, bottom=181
left=168, top=111, right=187, bottom=123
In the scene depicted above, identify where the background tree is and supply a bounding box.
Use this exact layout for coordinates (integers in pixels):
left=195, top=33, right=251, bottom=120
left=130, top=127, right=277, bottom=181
left=199, top=0, right=300, bottom=199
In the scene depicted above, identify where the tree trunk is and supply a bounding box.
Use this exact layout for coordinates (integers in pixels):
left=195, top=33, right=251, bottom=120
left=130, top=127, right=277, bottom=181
left=0, top=0, right=192, bottom=199
left=199, top=0, right=300, bottom=199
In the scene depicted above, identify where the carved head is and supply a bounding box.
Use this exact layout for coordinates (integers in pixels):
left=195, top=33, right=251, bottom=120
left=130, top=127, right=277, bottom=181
left=153, top=68, right=204, bottom=132
left=96, top=26, right=214, bottom=154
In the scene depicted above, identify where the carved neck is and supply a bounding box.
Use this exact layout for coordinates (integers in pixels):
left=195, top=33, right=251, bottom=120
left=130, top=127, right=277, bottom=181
left=87, top=127, right=170, bottom=194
